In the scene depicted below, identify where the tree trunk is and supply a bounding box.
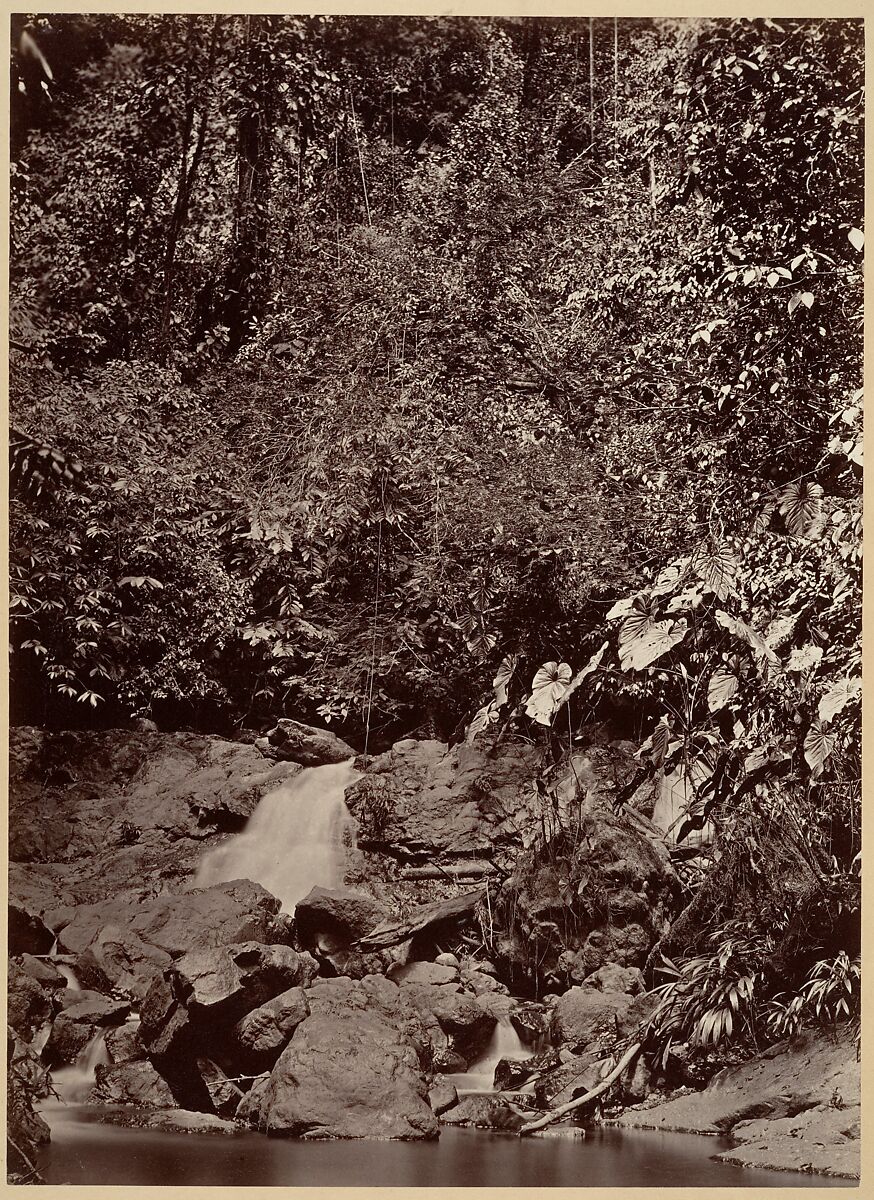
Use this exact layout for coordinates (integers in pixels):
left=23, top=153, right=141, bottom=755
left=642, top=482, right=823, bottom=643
left=518, top=1042, right=642, bottom=1137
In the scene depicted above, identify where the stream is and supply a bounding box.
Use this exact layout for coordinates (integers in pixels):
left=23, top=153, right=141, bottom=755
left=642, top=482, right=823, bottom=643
left=36, top=1104, right=851, bottom=1187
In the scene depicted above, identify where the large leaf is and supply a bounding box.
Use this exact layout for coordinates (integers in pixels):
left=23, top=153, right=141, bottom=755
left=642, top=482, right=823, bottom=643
left=764, top=612, right=799, bottom=651
left=804, top=721, right=835, bottom=778
left=492, top=654, right=518, bottom=707
left=818, top=677, right=862, bottom=723
left=707, top=669, right=738, bottom=713
left=555, top=641, right=609, bottom=709
left=524, top=661, right=572, bottom=725
left=651, top=559, right=689, bottom=597
left=714, top=610, right=780, bottom=667
left=619, top=607, right=657, bottom=646
left=606, top=595, right=640, bottom=621
left=785, top=644, right=823, bottom=674
left=619, top=618, right=688, bottom=671
left=692, top=542, right=738, bottom=601
left=778, top=479, right=824, bottom=537
left=465, top=701, right=499, bottom=744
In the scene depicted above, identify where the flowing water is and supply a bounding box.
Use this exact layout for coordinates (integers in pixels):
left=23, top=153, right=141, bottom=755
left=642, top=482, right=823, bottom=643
left=36, top=1108, right=852, bottom=1188
left=50, top=1031, right=110, bottom=1104
left=445, top=1016, right=530, bottom=1094
left=193, top=759, right=358, bottom=912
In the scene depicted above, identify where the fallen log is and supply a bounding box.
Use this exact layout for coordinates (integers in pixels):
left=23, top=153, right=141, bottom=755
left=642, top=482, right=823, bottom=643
left=354, top=888, right=485, bottom=950
left=517, top=1041, right=642, bottom=1137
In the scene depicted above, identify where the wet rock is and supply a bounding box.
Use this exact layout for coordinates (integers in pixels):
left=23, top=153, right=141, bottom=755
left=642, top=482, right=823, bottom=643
left=105, top=1022, right=147, bottom=1064
left=44, top=993, right=131, bottom=1066
left=551, top=985, right=632, bottom=1050
left=238, top=1008, right=438, bottom=1139
left=75, top=925, right=174, bottom=1001
left=255, top=718, right=355, bottom=767
left=91, top=1060, right=176, bottom=1107
left=44, top=1017, right=95, bottom=1066
left=175, top=942, right=317, bottom=1020
left=52, top=992, right=131, bottom=1025
left=8, top=961, right=53, bottom=1040
left=17, top=954, right=65, bottom=990
left=510, top=1001, right=551, bottom=1044
left=306, top=975, right=444, bottom=1071
left=233, top=986, right=310, bottom=1067
left=98, top=1107, right=242, bottom=1136
left=615, top=990, right=662, bottom=1041
left=494, top=1047, right=560, bottom=1091
left=440, top=1095, right=525, bottom=1131
left=400, top=982, right=496, bottom=1061
left=428, top=1075, right=459, bottom=1115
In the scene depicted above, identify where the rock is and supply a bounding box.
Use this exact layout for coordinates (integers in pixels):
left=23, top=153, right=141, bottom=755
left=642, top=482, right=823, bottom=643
left=552, top=985, right=632, bottom=1050
left=9, top=904, right=55, bottom=956
left=8, top=961, right=53, bottom=1040
left=98, top=1107, right=242, bottom=1136
left=197, top=1059, right=244, bottom=1118
left=52, top=992, right=131, bottom=1026
left=294, top=886, right=391, bottom=947
left=510, top=1001, right=551, bottom=1044
left=582, top=963, right=645, bottom=995
left=17, top=954, right=65, bottom=990
left=459, top=968, right=508, bottom=996
left=75, top=925, right=174, bottom=1000
left=389, top=961, right=459, bottom=987
left=44, top=1017, right=95, bottom=1066
left=175, top=942, right=316, bottom=1019
left=614, top=989, right=662, bottom=1041
left=534, top=1051, right=607, bottom=1109
left=440, top=1095, right=524, bottom=1131
left=618, top=1055, right=652, bottom=1104
left=434, top=953, right=460, bottom=968
left=428, top=1075, right=459, bottom=1115
left=105, top=1022, right=146, bottom=1064
left=233, top=986, right=310, bottom=1067
left=238, top=1008, right=438, bottom=1139
left=255, top=718, right=355, bottom=767
left=91, top=1060, right=176, bottom=1107
left=356, top=889, right=485, bottom=951
left=494, top=1047, right=560, bottom=1091
left=57, top=879, right=284, bottom=960
left=400, top=982, right=496, bottom=1061
left=346, top=739, right=541, bottom=872
left=616, top=1029, right=860, bottom=1179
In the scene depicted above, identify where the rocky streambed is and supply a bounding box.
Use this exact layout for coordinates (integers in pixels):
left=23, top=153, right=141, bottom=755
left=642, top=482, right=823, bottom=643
left=7, top=721, right=861, bottom=1184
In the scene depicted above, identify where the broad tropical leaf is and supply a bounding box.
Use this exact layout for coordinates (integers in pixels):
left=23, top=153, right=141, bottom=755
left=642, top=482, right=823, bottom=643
left=651, top=559, right=689, bottom=597
left=525, top=661, right=572, bottom=725
left=818, top=677, right=862, bottom=723
left=778, top=479, right=824, bottom=537
left=492, top=654, right=518, bottom=707
left=714, top=610, right=780, bottom=667
left=619, top=618, right=688, bottom=671
left=619, top=607, right=657, bottom=646
left=707, top=669, right=738, bottom=713
left=803, top=721, right=835, bottom=778
left=606, top=595, right=640, bottom=621
left=785, top=644, right=823, bottom=674
left=692, top=541, right=738, bottom=601
left=466, top=701, right=499, bottom=744
left=555, top=641, right=609, bottom=708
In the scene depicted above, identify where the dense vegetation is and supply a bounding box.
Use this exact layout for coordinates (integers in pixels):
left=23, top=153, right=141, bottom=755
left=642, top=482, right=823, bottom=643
left=9, top=16, right=862, bottom=1053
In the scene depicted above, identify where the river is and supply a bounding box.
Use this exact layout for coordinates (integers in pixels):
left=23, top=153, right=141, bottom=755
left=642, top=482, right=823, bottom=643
left=37, top=1105, right=851, bottom=1187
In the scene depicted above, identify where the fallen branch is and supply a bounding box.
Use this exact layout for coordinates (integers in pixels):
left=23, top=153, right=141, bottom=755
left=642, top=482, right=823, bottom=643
left=517, top=1042, right=642, bottom=1137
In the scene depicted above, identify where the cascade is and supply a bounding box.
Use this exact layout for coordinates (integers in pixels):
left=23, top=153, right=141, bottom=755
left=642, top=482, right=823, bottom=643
left=194, top=760, right=358, bottom=913
left=57, top=963, right=82, bottom=991
left=444, top=1015, right=529, bottom=1095
left=50, top=1030, right=110, bottom=1104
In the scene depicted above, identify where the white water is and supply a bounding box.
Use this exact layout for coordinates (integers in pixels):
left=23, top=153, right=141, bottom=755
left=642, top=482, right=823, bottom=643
left=444, top=1016, right=529, bottom=1095
left=57, top=963, right=82, bottom=991
left=51, top=1030, right=109, bottom=1103
left=193, top=760, right=358, bottom=913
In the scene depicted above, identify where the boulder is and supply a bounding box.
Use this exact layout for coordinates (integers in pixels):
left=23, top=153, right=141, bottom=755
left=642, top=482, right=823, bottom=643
left=552, top=986, right=632, bottom=1051
left=356, top=889, right=484, bottom=952
left=9, top=903, right=55, bottom=957
left=389, top=961, right=459, bottom=987
left=8, top=961, right=53, bottom=1040
left=52, top=992, right=131, bottom=1026
left=17, top=954, right=66, bottom=990
left=197, top=1058, right=245, bottom=1118
left=105, top=1022, right=147, bottom=1064
left=582, top=963, right=645, bottom=995
left=91, top=1060, right=176, bottom=1107
left=295, top=886, right=391, bottom=945
left=428, top=1075, right=459, bottom=1115
left=44, top=1017, right=96, bottom=1066
left=44, top=993, right=131, bottom=1066
left=615, top=990, right=662, bottom=1041
left=440, top=1095, right=524, bottom=1131
left=174, top=942, right=316, bottom=1020
left=233, top=986, right=310, bottom=1067
left=238, top=1008, right=438, bottom=1139
left=400, top=982, right=496, bottom=1061
left=255, top=719, right=355, bottom=767
left=493, top=1047, right=560, bottom=1091
left=75, top=925, right=174, bottom=1000
left=459, top=968, right=508, bottom=996
left=56, top=879, right=284, bottom=960
left=435, top=953, right=460, bottom=969
left=533, top=1051, right=607, bottom=1109
left=509, top=1001, right=550, bottom=1044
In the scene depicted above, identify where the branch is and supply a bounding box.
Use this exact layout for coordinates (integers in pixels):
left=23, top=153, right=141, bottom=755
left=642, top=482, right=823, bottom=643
left=518, top=1041, right=641, bottom=1137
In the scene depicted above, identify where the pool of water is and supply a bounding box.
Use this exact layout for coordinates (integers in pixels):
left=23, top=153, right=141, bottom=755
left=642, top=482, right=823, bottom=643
left=37, top=1105, right=853, bottom=1187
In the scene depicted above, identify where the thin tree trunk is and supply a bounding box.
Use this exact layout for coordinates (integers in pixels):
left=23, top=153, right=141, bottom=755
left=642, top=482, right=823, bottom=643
left=518, top=1042, right=642, bottom=1137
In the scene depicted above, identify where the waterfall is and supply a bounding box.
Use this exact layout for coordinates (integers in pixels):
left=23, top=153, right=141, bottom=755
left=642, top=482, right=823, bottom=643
left=51, top=1030, right=109, bottom=1104
left=194, top=760, right=358, bottom=913
left=57, top=963, right=82, bottom=991
left=444, top=1015, right=529, bottom=1095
